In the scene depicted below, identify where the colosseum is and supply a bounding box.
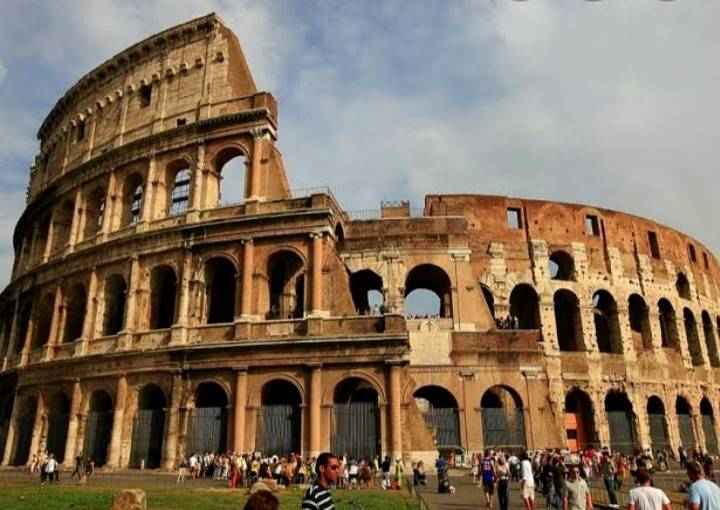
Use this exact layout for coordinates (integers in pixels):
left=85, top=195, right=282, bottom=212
left=0, top=13, right=718, bottom=471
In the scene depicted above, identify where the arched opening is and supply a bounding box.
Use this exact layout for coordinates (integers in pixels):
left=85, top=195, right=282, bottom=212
left=12, top=396, right=37, bottom=465
left=186, top=382, right=228, bottom=454
left=658, top=299, right=679, bottom=348
left=676, top=396, right=696, bottom=449
left=509, top=284, right=540, bottom=329
left=0, top=391, right=14, bottom=462
left=83, top=187, right=106, bottom=239
left=32, top=215, right=51, bottom=263
left=676, top=273, right=691, bottom=300
left=130, top=384, right=167, bottom=469
left=554, top=289, right=584, bottom=351
left=121, top=173, right=145, bottom=226
left=628, top=294, right=652, bottom=351
left=205, top=258, right=236, bottom=324
left=83, top=390, right=113, bottom=467
left=334, top=224, right=345, bottom=248
left=549, top=250, right=575, bottom=281
left=256, top=380, right=302, bottom=457
left=46, top=393, right=70, bottom=461
left=349, top=269, right=384, bottom=315
left=267, top=251, right=305, bottom=320
left=701, top=311, right=719, bottom=367
left=684, top=308, right=704, bottom=366
left=701, top=398, right=718, bottom=455
left=63, top=283, right=87, bottom=343
left=150, top=265, right=177, bottom=329
left=647, top=396, right=671, bottom=453
left=168, top=163, right=192, bottom=216
left=604, top=391, right=637, bottom=455
left=404, top=264, right=452, bottom=318
left=480, top=386, right=526, bottom=449
left=414, top=386, right=461, bottom=452
left=481, top=285, right=495, bottom=320
left=103, top=274, right=127, bottom=335
left=332, top=378, right=380, bottom=459
left=564, top=389, right=596, bottom=452
left=14, top=299, right=32, bottom=354
left=50, top=199, right=75, bottom=254
left=215, top=147, right=247, bottom=206
left=31, top=292, right=55, bottom=349
left=593, top=290, right=622, bottom=354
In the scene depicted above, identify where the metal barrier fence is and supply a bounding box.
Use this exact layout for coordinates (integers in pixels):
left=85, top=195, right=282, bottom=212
left=588, top=480, right=685, bottom=510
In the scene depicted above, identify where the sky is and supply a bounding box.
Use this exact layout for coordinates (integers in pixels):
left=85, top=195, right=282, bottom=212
left=1, top=0, right=719, bottom=291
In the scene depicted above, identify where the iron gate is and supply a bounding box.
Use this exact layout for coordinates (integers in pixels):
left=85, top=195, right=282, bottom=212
left=677, top=414, right=695, bottom=449
left=481, top=408, right=526, bottom=449
left=256, top=405, right=300, bottom=457
left=702, top=415, right=718, bottom=455
left=83, top=410, right=113, bottom=466
left=186, top=407, right=227, bottom=454
left=648, top=414, right=671, bottom=452
left=12, top=414, right=33, bottom=465
left=332, top=402, right=379, bottom=460
left=607, top=411, right=636, bottom=455
left=129, top=409, right=165, bottom=469
left=46, top=412, right=69, bottom=460
left=421, top=408, right=461, bottom=449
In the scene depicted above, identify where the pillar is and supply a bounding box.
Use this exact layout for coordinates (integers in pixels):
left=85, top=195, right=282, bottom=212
left=80, top=269, right=98, bottom=354
left=106, top=375, right=128, bottom=468
left=62, top=380, right=82, bottom=465
left=27, top=394, right=45, bottom=465
left=19, top=305, right=36, bottom=366
left=310, top=232, right=323, bottom=316
left=45, top=285, right=64, bottom=359
left=1, top=392, right=19, bottom=465
left=188, top=142, right=205, bottom=213
left=143, top=154, right=158, bottom=223
left=123, top=257, right=140, bottom=333
left=67, top=188, right=83, bottom=251
left=101, top=171, right=117, bottom=236
left=5, top=298, right=21, bottom=360
left=248, top=130, right=263, bottom=199
left=388, top=363, right=403, bottom=460
left=162, top=373, right=183, bottom=470
left=240, top=240, right=254, bottom=319
left=308, top=364, right=322, bottom=457
left=233, top=369, right=247, bottom=452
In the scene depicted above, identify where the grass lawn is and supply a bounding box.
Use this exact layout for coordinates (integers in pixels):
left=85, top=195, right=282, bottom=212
left=0, top=482, right=421, bottom=510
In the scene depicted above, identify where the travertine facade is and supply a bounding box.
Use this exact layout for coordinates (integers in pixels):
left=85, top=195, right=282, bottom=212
left=1, top=14, right=719, bottom=470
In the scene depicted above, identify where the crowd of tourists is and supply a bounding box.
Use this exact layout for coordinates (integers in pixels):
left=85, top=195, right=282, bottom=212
left=28, top=450, right=94, bottom=485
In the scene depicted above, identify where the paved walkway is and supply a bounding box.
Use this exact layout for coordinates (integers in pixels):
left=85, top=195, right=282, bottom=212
left=415, top=472, right=531, bottom=510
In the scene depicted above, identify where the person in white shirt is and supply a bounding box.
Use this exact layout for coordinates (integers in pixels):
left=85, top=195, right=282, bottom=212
left=43, top=453, right=58, bottom=484
left=626, top=468, right=671, bottom=510
left=520, top=451, right=536, bottom=510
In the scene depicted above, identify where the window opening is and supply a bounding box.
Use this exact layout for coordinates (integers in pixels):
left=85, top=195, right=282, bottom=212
left=585, top=215, right=600, bottom=236
left=689, top=244, right=697, bottom=263
left=506, top=208, right=522, bottom=229
left=169, top=168, right=191, bottom=216
left=648, top=232, right=660, bottom=259
left=130, top=184, right=144, bottom=224
left=139, top=84, right=152, bottom=108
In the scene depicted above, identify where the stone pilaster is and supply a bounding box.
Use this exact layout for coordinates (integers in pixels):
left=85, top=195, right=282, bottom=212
left=233, top=369, right=247, bottom=453
left=106, top=375, right=128, bottom=468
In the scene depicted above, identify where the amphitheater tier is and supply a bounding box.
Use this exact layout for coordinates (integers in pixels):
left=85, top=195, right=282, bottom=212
left=1, top=14, right=720, bottom=470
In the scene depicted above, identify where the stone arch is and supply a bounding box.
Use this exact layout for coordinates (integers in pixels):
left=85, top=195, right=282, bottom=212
left=166, top=158, right=193, bottom=216
left=255, top=379, right=303, bottom=457
left=186, top=381, right=229, bottom=455
left=564, top=388, right=597, bottom=451
left=554, top=289, right=584, bottom=351
left=647, top=395, right=671, bottom=452
left=549, top=250, right=575, bottom=281
left=701, top=311, right=719, bottom=367
left=14, top=298, right=32, bottom=354
left=46, top=391, right=70, bottom=461
left=204, top=257, right=237, bottom=324
left=150, top=264, right=178, bottom=329
left=334, top=223, right=345, bottom=246
left=404, top=264, right=453, bottom=318
left=509, top=283, right=540, bottom=329
left=63, top=282, right=87, bottom=343
left=12, top=395, right=37, bottom=465
left=413, top=385, right=461, bottom=450
left=349, top=269, right=384, bottom=315
left=658, top=298, right=679, bottom=348
left=604, top=391, right=637, bottom=455
left=31, top=292, right=55, bottom=349
left=331, top=377, right=381, bottom=459
left=84, top=389, right=114, bottom=467
left=628, top=294, right=652, bottom=351
left=122, top=172, right=145, bottom=226
left=103, top=274, right=127, bottom=335
left=480, top=385, right=526, bottom=449
left=50, top=198, right=75, bottom=254
left=129, top=384, right=167, bottom=469
left=248, top=374, right=306, bottom=408
left=675, top=395, right=696, bottom=449
left=323, top=371, right=387, bottom=407
left=213, top=144, right=249, bottom=206
left=32, top=215, right=51, bottom=263
left=265, top=249, right=306, bottom=320
left=83, top=185, right=106, bottom=239
left=683, top=308, right=704, bottom=366
left=592, top=289, right=622, bottom=354
left=700, top=397, right=718, bottom=455
left=676, top=272, right=691, bottom=300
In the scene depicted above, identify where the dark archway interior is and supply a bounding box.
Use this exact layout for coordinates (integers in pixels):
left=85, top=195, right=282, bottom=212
left=676, top=273, right=691, bottom=300
left=554, top=289, right=583, bottom=351
left=138, top=384, right=167, bottom=410
left=64, top=283, right=87, bottom=342
left=549, top=250, right=574, bottom=281
left=629, top=294, right=652, bottom=351
left=206, top=258, right=236, bottom=324
left=481, top=285, right=495, bottom=319
left=151, top=265, right=177, bottom=329
left=195, top=382, right=228, bottom=408
left=89, top=390, right=113, bottom=412
left=84, top=187, right=106, bottom=239
left=405, top=264, right=452, bottom=318
left=334, top=378, right=379, bottom=404
left=349, top=269, right=383, bottom=315
left=605, top=392, right=632, bottom=412
left=413, top=386, right=459, bottom=410
left=123, top=173, right=145, bottom=226
left=647, top=396, right=666, bottom=415
left=684, top=308, right=704, bottom=366
left=565, top=389, right=597, bottom=449
left=15, top=299, right=32, bottom=353
left=32, top=293, right=55, bottom=348
left=481, top=386, right=522, bottom=409
left=676, top=397, right=692, bottom=415
left=267, top=251, right=305, bottom=319
left=51, top=199, right=75, bottom=253
left=701, top=311, right=720, bottom=367
left=262, top=380, right=302, bottom=406
left=509, top=284, right=540, bottom=329
left=658, top=299, right=679, bottom=348
left=701, top=398, right=713, bottom=416
left=103, top=274, right=127, bottom=335
left=593, top=290, right=622, bottom=354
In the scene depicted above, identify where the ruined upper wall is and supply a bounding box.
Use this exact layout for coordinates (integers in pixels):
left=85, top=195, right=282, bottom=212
left=29, top=13, right=272, bottom=200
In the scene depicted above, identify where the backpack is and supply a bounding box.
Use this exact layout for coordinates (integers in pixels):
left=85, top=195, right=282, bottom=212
left=481, top=458, right=495, bottom=483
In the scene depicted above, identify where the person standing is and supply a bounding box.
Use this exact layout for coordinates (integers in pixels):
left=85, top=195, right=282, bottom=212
left=42, top=453, right=58, bottom=484
left=497, top=456, right=511, bottom=510
left=625, top=468, right=670, bottom=510
left=481, top=450, right=496, bottom=507
left=521, top=451, right=536, bottom=510
left=381, top=455, right=391, bottom=490
left=394, top=456, right=405, bottom=490
left=601, top=452, right=619, bottom=508
left=563, top=465, right=592, bottom=510
left=301, top=452, right=339, bottom=510
left=685, top=461, right=720, bottom=510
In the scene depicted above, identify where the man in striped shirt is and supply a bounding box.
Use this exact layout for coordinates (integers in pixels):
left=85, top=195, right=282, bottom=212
left=301, top=452, right=339, bottom=510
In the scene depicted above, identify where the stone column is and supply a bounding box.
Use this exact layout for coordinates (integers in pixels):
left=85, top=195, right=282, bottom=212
left=308, top=364, right=322, bottom=458
left=388, top=363, right=403, bottom=460
left=188, top=142, right=205, bottom=214
left=248, top=130, right=263, bottom=200
left=42, top=215, right=55, bottom=263
left=310, top=232, right=324, bottom=317
left=240, top=240, right=254, bottom=319
left=106, top=375, right=128, bottom=468
left=66, top=188, right=83, bottom=252
left=162, top=373, right=183, bottom=470
left=233, top=369, right=247, bottom=453
left=143, top=154, right=158, bottom=223
left=5, top=298, right=21, bottom=361
left=1, top=392, right=19, bottom=465
left=123, top=257, right=141, bottom=334
left=171, top=251, right=192, bottom=345
left=101, top=171, right=117, bottom=237
left=80, top=269, right=98, bottom=354
left=27, top=393, right=45, bottom=465
left=62, top=380, right=82, bottom=466
left=45, top=285, right=64, bottom=359
left=19, top=307, right=36, bottom=367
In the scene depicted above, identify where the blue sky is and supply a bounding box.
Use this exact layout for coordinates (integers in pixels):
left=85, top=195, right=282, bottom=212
left=1, top=0, right=719, bottom=289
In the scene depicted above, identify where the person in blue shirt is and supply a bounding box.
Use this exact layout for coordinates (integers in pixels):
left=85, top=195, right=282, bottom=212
left=686, top=460, right=720, bottom=510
